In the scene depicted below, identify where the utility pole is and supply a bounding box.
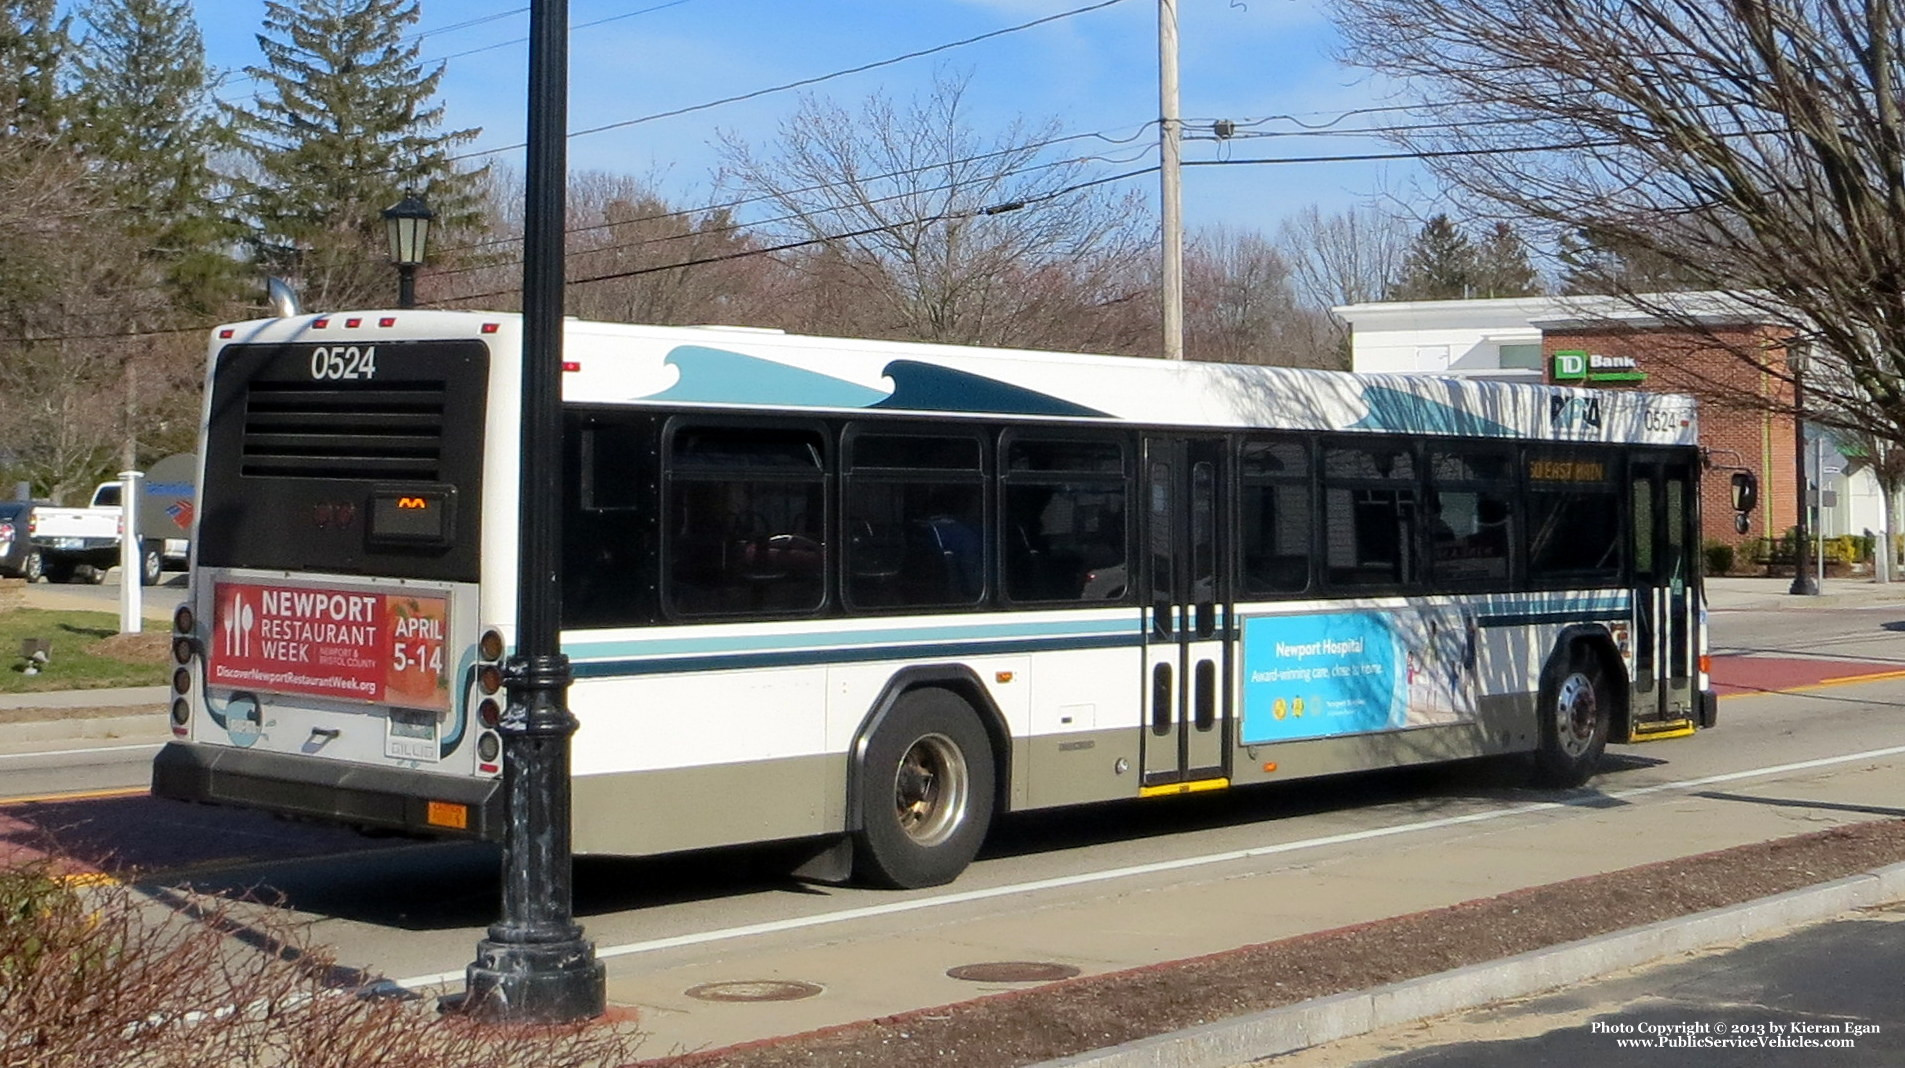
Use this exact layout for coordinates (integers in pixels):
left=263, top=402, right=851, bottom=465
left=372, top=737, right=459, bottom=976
left=1158, top=0, right=1184, bottom=360
left=462, top=0, right=606, bottom=1022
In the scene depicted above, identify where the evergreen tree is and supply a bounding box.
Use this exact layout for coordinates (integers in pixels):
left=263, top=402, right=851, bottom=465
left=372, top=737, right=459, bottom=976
left=72, top=0, right=243, bottom=318
left=1391, top=214, right=1477, bottom=300
left=1471, top=222, right=1541, bottom=297
left=0, top=0, right=72, bottom=139
left=228, top=0, right=483, bottom=310
left=1557, top=225, right=1705, bottom=295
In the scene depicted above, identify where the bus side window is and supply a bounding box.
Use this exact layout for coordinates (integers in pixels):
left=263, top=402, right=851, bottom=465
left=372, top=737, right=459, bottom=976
left=664, top=425, right=827, bottom=618
left=1001, top=437, right=1129, bottom=603
left=1427, top=447, right=1515, bottom=589
left=1240, top=438, right=1311, bottom=596
left=1322, top=441, right=1420, bottom=590
left=1526, top=448, right=1622, bottom=584
left=842, top=430, right=987, bottom=610
left=564, top=417, right=658, bottom=628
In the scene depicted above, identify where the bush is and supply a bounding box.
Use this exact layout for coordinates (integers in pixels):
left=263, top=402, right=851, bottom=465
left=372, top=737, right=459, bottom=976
left=1702, top=540, right=1735, bottom=576
left=0, top=858, right=644, bottom=1068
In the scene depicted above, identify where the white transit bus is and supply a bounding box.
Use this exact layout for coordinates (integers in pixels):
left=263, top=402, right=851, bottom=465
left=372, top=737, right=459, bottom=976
left=154, top=311, right=1723, bottom=888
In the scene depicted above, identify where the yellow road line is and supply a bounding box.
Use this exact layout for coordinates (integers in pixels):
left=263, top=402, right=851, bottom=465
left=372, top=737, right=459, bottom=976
left=1818, top=668, right=1905, bottom=685
left=0, top=786, right=147, bottom=806
left=1720, top=668, right=1905, bottom=699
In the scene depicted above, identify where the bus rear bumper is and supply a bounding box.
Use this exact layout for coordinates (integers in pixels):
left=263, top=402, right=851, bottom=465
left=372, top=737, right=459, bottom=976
left=152, top=742, right=503, bottom=841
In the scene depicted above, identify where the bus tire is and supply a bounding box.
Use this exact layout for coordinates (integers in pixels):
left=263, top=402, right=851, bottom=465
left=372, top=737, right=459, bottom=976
left=139, top=540, right=163, bottom=586
left=853, top=688, right=995, bottom=889
left=1532, top=644, right=1609, bottom=788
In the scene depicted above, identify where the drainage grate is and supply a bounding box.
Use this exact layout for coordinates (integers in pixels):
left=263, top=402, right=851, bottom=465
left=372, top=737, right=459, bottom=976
left=684, top=980, right=824, bottom=1003
left=946, top=961, right=1081, bottom=983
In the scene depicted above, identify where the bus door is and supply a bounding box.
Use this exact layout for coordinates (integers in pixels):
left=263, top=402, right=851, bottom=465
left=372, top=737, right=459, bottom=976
left=1140, top=437, right=1232, bottom=788
left=1630, top=459, right=1697, bottom=730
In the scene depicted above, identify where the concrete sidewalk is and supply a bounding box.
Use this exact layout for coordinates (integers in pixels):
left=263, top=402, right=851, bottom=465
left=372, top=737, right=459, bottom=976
left=1704, top=574, right=1905, bottom=611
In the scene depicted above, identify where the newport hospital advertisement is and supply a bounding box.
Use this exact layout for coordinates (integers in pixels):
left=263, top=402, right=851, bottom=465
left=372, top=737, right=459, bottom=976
left=1240, top=608, right=1478, bottom=745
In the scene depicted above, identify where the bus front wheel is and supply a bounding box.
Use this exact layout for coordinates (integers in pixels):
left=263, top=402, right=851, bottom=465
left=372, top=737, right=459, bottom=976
left=853, top=688, right=995, bottom=889
left=1532, top=645, right=1609, bottom=788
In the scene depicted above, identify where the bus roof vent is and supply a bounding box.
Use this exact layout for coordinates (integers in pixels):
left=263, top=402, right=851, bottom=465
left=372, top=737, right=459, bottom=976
left=239, top=381, right=446, bottom=481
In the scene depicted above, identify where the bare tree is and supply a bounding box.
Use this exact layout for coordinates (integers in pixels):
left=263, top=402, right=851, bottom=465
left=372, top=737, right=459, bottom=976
left=1184, top=225, right=1337, bottom=367
left=0, top=137, right=176, bottom=501
left=563, top=171, right=764, bottom=326
left=1275, top=203, right=1411, bottom=355
left=716, top=71, right=1154, bottom=352
left=1329, top=0, right=1905, bottom=442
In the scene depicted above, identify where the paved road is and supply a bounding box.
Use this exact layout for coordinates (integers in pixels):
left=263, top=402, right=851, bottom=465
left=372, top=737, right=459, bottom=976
left=7, top=585, right=1905, bottom=1058
left=1262, top=909, right=1905, bottom=1067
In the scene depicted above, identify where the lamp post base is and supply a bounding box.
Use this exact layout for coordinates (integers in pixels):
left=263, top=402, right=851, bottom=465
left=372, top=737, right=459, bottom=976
left=1789, top=574, right=1819, bottom=595
left=463, top=938, right=606, bottom=1022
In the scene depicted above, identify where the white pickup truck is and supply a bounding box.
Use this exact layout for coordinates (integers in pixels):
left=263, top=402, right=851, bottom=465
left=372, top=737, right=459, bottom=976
left=30, top=481, right=174, bottom=585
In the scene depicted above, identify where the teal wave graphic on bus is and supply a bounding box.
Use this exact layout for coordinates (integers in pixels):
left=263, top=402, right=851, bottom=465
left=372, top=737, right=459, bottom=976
left=1350, top=385, right=1517, bottom=438
left=1239, top=612, right=1405, bottom=744
left=650, top=346, right=1108, bottom=417
left=651, top=345, right=890, bottom=408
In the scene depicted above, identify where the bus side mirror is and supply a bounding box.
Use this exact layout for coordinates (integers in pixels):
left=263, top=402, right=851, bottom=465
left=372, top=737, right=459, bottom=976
left=1730, top=471, right=1759, bottom=515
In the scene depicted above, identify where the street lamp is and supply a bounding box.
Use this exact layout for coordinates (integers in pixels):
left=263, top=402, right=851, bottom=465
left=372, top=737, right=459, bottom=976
left=1788, top=340, right=1819, bottom=596
left=381, top=193, right=434, bottom=309
left=459, top=0, right=604, bottom=1024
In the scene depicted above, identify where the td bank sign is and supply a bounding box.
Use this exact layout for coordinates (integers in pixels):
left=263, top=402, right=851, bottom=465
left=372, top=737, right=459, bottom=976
left=1552, top=349, right=1646, bottom=383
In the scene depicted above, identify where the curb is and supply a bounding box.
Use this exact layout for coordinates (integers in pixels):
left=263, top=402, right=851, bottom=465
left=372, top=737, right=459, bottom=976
left=1032, top=861, right=1905, bottom=1068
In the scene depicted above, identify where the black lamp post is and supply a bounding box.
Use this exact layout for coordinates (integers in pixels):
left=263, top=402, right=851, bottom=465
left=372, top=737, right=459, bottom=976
left=1788, top=341, right=1819, bottom=596
left=460, top=0, right=605, bottom=1024
left=381, top=194, right=434, bottom=309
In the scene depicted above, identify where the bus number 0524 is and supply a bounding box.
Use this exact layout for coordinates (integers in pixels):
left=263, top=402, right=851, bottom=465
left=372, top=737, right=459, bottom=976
left=309, top=346, right=377, bottom=381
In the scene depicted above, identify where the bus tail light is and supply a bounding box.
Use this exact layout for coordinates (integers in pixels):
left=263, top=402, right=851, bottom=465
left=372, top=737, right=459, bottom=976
left=475, top=628, right=506, bottom=774
left=1699, top=654, right=1711, bottom=676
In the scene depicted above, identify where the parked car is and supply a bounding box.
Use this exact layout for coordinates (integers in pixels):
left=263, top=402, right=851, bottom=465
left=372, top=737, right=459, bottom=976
left=0, top=501, right=42, bottom=582
left=31, top=480, right=167, bottom=585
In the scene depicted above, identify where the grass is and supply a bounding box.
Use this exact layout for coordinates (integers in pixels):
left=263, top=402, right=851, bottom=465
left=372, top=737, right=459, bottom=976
left=0, top=608, right=170, bottom=693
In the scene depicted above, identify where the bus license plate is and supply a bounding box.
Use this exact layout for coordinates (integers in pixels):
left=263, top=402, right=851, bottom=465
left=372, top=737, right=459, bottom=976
left=386, top=708, right=440, bottom=762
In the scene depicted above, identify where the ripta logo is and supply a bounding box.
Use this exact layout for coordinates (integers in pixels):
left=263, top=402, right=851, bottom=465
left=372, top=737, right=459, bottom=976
left=1549, top=393, right=1602, bottom=431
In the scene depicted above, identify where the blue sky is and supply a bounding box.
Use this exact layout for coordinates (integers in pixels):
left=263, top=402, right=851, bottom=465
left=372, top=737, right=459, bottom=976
left=177, top=0, right=1423, bottom=235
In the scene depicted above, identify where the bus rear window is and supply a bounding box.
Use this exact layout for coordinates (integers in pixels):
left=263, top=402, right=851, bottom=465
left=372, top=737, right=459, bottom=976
left=197, top=340, right=488, bottom=582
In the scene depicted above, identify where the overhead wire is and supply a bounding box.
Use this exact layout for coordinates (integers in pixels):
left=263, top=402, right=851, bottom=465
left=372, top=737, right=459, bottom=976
left=451, top=0, right=1138, bottom=162
left=430, top=140, right=1158, bottom=279
left=435, top=166, right=1160, bottom=304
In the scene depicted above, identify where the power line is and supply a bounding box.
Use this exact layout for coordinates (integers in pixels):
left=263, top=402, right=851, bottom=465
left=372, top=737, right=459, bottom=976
left=213, top=1, right=704, bottom=102
left=435, top=166, right=1158, bottom=303
left=1177, top=138, right=1626, bottom=168
left=430, top=121, right=1158, bottom=260
left=431, top=143, right=1153, bottom=279
left=451, top=0, right=1137, bottom=162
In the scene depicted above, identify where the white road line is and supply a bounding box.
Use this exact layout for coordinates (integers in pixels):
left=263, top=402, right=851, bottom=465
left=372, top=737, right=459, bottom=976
left=0, top=742, right=164, bottom=761
left=390, top=742, right=1905, bottom=991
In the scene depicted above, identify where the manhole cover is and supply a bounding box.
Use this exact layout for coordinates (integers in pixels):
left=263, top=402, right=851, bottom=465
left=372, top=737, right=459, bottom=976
left=684, top=980, right=824, bottom=1003
left=946, top=961, right=1081, bottom=983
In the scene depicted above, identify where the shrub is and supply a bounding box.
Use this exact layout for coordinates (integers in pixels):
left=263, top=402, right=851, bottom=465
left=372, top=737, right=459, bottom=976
left=1702, top=540, right=1735, bottom=576
left=0, top=859, right=644, bottom=1068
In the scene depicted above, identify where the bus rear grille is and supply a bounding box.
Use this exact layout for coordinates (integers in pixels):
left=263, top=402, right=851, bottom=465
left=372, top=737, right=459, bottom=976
left=240, top=382, right=447, bottom=480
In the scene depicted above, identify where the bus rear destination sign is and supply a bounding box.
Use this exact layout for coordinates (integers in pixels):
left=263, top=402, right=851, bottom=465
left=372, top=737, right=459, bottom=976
left=210, top=581, right=450, bottom=711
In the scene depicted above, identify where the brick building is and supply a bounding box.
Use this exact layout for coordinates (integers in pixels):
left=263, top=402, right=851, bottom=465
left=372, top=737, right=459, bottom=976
left=1335, top=295, right=1875, bottom=547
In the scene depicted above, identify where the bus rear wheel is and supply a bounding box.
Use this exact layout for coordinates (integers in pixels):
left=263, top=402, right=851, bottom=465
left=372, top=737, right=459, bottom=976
left=1532, top=644, right=1609, bottom=788
left=853, top=688, right=995, bottom=889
